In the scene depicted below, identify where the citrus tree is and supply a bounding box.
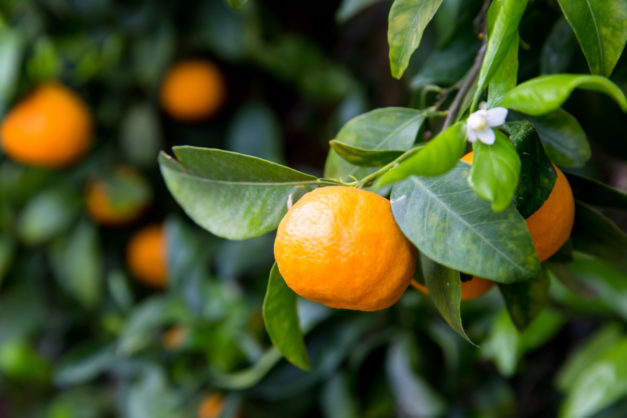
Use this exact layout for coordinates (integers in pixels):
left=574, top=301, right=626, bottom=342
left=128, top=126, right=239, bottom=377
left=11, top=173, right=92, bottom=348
left=0, top=0, right=626, bottom=417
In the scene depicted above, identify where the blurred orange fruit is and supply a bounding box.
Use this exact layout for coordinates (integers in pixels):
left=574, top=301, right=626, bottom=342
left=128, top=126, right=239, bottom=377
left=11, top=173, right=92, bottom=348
left=274, top=186, right=416, bottom=311
left=162, top=326, right=187, bottom=350
left=160, top=60, right=225, bottom=120
left=410, top=277, right=495, bottom=301
left=127, top=224, right=167, bottom=288
left=86, top=166, right=152, bottom=226
left=198, top=394, right=225, bottom=418
left=462, top=151, right=574, bottom=262
left=0, top=82, right=92, bottom=168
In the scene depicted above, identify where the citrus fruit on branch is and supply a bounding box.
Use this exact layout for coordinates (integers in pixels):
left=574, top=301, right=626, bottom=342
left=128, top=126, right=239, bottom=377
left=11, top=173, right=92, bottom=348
left=274, top=186, right=416, bottom=311
left=127, top=224, right=168, bottom=289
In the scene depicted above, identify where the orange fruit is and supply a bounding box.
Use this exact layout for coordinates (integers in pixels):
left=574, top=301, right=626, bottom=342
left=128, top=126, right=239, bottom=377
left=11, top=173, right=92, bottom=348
left=126, top=224, right=167, bottom=288
left=0, top=82, right=91, bottom=168
left=462, top=152, right=575, bottom=262
left=198, top=394, right=225, bottom=418
left=274, top=186, right=416, bottom=311
left=162, top=326, right=187, bottom=350
left=86, top=166, right=152, bottom=226
left=410, top=277, right=495, bottom=301
left=160, top=60, right=225, bottom=120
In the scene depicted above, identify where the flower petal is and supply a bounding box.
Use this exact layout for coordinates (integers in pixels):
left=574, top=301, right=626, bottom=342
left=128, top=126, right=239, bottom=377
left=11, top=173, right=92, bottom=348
left=485, top=107, right=508, bottom=127
left=466, top=124, right=478, bottom=142
left=477, top=128, right=495, bottom=145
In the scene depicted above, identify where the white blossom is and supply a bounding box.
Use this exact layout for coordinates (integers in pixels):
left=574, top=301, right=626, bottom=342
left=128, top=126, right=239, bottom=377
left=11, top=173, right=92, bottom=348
left=465, top=104, right=508, bottom=145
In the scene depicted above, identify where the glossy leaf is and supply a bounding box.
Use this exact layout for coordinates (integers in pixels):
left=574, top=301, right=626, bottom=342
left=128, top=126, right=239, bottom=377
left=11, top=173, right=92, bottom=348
left=421, top=255, right=474, bottom=344
left=391, top=162, right=539, bottom=283
left=499, top=267, right=550, bottom=331
left=388, top=0, right=445, bottom=79
left=571, top=202, right=627, bottom=271
left=557, top=0, right=627, bottom=76
left=501, top=74, right=627, bottom=116
left=324, top=108, right=424, bottom=181
left=540, top=19, right=577, bottom=75
left=263, top=264, right=311, bottom=371
left=476, top=0, right=528, bottom=99
left=560, top=338, right=627, bottom=418
left=527, top=109, right=591, bottom=168
left=329, top=140, right=404, bottom=167
left=377, top=122, right=465, bottom=186
left=567, top=173, right=627, bottom=209
left=487, top=34, right=518, bottom=107
left=508, top=120, right=556, bottom=218
left=468, top=130, right=521, bottom=212
left=160, top=148, right=319, bottom=240
left=386, top=336, right=445, bottom=417
left=336, top=0, right=384, bottom=22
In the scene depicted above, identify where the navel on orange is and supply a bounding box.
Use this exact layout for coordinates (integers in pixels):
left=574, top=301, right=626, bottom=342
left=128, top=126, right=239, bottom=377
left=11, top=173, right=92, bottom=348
left=0, top=82, right=92, bottom=168
left=160, top=60, right=225, bottom=121
left=274, top=186, right=416, bottom=311
left=127, top=224, right=167, bottom=289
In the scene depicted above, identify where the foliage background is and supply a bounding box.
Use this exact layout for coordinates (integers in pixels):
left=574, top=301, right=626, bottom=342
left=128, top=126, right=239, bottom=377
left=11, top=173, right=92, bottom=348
left=0, top=0, right=626, bottom=417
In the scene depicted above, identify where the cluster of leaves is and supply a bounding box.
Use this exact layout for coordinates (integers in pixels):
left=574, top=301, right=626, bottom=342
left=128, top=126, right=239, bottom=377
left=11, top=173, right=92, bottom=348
left=0, top=0, right=626, bottom=418
left=161, top=0, right=627, bottom=416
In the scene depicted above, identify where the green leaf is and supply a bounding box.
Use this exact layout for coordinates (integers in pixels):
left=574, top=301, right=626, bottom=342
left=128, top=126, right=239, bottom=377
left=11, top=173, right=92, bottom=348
left=0, top=235, right=14, bottom=285
left=559, top=338, right=627, bottom=418
left=540, top=19, right=577, bottom=75
left=487, top=34, right=518, bottom=107
left=376, top=122, right=465, bottom=186
left=388, top=0, right=445, bottom=79
left=324, top=108, right=425, bottom=181
left=17, top=187, right=81, bottom=245
left=501, top=74, right=627, bottom=116
left=391, top=162, right=539, bottom=283
left=567, top=173, right=627, bottom=209
left=410, top=30, right=480, bottom=88
left=336, top=0, right=384, bottom=22
left=0, top=27, right=22, bottom=115
left=263, top=264, right=311, bottom=371
left=499, top=267, right=550, bottom=331
left=480, top=310, right=519, bottom=376
left=228, top=0, right=248, bottom=9
left=227, top=102, right=283, bottom=164
left=119, top=103, right=163, bottom=169
left=49, top=220, right=103, bottom=309
left=386, top=336, right=446, bottom=417
left=508, top=120, right=557, bottom=218
left=321, top=373, right=359, bottom=418
left=571, top=201, right=627, bottom=271
left=159, top=148, right=319, bottom=240
left=329, top=140, right=405, bottom=167
left=557, top=324, right=624, bottom=392
left=421, top=255, right=474, bottom=344
left=0, top=338, right=50, bottom=381
left=54, top=341, right=116, bottom=386
left=476, top=0, right=528, bottom=100
left=557, top=0, right=627, bottom=76
left=526, top=109, right=591, bottom=168
left=468, top=130, right=521, bottom=212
